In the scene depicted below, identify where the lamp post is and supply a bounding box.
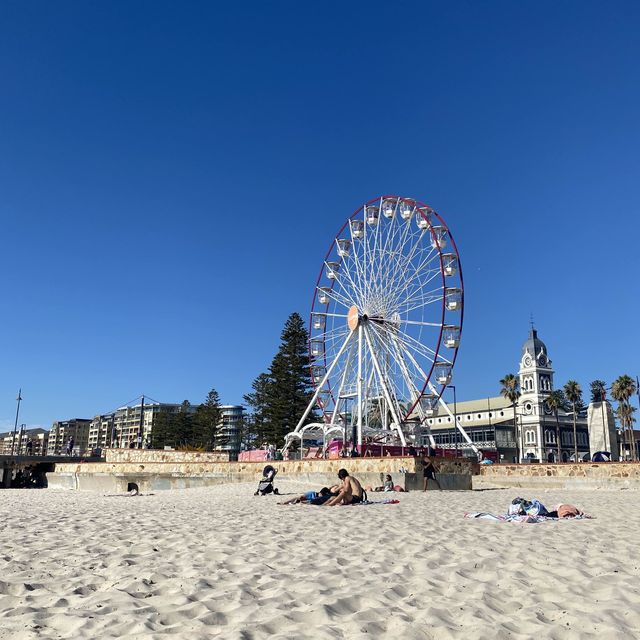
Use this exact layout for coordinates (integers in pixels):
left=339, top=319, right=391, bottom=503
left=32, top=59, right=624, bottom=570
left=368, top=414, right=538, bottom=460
left=10, top=389, right=22, bottom=456
left=448, top=385, right=457, bottom=458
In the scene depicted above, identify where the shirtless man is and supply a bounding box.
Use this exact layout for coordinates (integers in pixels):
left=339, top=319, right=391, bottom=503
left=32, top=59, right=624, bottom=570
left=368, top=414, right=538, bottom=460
left=323, top=469, right=364, bottom=506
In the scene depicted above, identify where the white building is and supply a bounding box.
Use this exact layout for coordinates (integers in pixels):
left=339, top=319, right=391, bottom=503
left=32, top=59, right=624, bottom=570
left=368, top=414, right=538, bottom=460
left=424, top=327, right=590, bottom=462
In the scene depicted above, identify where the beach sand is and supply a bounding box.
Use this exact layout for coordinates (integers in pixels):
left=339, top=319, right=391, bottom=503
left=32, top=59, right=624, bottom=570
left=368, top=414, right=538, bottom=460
left=0, top=481, right=639, bottom=639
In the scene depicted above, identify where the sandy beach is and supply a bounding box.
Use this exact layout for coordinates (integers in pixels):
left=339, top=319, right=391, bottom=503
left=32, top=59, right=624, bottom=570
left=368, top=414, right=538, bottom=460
left=0, top=482, right=639, bottom=639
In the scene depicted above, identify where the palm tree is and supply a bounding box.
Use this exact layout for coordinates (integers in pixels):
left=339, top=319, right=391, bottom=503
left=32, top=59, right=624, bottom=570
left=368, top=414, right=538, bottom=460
left=563, top=380, right=582, bottom=462
left=546, top=389, right=566, bottom=462
left=611, top=375, right=637, bottom=461
left=500, top=373, right=521, bottom=462
left=615, top=403, right=636, bottom=457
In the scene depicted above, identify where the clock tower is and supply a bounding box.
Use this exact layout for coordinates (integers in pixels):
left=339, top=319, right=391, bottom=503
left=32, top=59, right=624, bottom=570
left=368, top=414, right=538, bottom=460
left=518, top=327, right=555, bottom=461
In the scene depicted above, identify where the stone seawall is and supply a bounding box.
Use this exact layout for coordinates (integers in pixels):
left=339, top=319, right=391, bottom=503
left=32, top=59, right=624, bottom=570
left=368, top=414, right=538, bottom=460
left=476, top=462, right=640, bottom=490
left=104, top=449, right=230, bottom=464
left=48, top=454, right=476, bottom=492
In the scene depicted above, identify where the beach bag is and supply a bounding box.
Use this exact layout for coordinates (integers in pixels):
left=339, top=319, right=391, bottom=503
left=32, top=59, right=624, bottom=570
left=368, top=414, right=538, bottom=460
left=526, top=499, right=549, bottom=517
left=509, top=497, right=529, bottom=515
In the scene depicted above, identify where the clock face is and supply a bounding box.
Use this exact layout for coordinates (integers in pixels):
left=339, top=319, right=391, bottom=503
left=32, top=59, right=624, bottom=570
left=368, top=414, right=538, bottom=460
left=538, top=355, right=547, bottom=367
left=523, top=355, right=532, bottom=367
left=544, top=403, right=553, bottom=415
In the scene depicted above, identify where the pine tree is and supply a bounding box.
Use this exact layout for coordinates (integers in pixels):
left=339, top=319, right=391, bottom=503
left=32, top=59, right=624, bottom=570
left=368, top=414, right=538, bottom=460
left=254, top=312, right=317, bottom=447
left=174, top=400, right=194, bottom=448
left=243, top=373, right=272, bottom=447
left=151, top=409, right=173, bottom=449
left=194, top=389, right=222, bottom=450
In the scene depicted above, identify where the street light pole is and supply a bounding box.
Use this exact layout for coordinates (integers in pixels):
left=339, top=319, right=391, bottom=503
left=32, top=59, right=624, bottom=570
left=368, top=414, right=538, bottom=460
left=11, top=389, right=22, bottom=456
left=448, top=385, right=457, bottom=458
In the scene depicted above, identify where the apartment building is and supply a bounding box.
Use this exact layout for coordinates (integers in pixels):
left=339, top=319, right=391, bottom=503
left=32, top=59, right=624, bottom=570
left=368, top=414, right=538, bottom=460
left=46, top=419, right=92, bottom=455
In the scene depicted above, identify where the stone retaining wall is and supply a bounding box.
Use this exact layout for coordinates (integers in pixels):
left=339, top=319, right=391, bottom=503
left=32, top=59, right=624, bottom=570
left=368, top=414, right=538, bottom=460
left=48, top=456, right=476, bottom=492
left=476, top=462, right=640, bottom=490
left=104, top=449, right=230, bottom=464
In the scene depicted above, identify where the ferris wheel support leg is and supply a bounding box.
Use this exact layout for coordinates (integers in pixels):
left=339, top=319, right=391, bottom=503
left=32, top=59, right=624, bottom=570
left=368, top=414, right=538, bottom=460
left=331, top=335, right=356, bottom=429
left=286, top=329, right=355, bottom=448
left=386, top=329, right=436, bottom=447
left=357, top=324, right=363, bottom=447
left=363, top=324, right=406, bottom=446
left=427, top=382, right=479, bottom=456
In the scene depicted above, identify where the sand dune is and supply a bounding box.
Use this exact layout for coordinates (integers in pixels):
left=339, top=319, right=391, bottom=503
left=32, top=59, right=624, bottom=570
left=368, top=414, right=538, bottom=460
left=0, top=481, right=639, bottom=639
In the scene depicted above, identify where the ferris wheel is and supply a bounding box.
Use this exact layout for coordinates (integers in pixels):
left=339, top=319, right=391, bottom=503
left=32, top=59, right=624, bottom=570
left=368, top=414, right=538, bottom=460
left=285, top=195, right=467, bottom=451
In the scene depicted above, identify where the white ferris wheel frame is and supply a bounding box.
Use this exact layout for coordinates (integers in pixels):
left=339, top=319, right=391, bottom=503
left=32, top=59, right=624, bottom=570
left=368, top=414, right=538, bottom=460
left=284, top=195, right=478, bottom=454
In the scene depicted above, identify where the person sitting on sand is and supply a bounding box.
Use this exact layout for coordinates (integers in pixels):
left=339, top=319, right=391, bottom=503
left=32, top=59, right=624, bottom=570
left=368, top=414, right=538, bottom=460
left=373, top=474, right=395, bottom=492
left=423, top=457, right=442, bottom=491
left=323, top=469, right=364, bottom=506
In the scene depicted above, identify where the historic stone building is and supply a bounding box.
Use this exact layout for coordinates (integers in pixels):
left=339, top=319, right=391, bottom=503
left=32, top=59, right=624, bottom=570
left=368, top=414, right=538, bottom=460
left=424, top=327, right=590, bottom=462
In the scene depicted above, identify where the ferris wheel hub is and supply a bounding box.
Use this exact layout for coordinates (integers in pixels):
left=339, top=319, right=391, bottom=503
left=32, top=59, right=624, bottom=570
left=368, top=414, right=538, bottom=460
left=347, top=305, right=359, bottom=330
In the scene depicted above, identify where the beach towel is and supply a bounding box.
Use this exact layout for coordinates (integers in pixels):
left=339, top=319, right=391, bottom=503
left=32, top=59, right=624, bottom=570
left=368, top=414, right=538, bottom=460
left=345, top=498, right=400, bottom=506
left=464, top=511, right=593, bottom=523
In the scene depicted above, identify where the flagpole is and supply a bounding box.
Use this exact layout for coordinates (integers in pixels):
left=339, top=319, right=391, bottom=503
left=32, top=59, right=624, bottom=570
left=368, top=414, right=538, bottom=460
left=11, top=389, right=22, bottom=456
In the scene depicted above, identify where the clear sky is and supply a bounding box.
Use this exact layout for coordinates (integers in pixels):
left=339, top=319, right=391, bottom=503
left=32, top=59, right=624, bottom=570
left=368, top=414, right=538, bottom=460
left=1, top=1, right=639, bottom=430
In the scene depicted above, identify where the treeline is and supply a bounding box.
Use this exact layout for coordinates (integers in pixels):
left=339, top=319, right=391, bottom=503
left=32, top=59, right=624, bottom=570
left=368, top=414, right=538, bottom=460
left=243, top=312, right=317, bottom=447
left=152, top=390, right=225, bottom=450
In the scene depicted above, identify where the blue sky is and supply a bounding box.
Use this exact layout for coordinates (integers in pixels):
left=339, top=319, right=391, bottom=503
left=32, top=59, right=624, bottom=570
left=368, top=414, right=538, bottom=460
left=1, top=1, right=639, bottom=429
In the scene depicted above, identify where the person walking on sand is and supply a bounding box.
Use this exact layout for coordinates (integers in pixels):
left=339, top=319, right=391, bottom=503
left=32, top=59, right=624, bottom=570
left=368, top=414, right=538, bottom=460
left=323, top=469, right=364, bottom=505
left=423, top=457, right=442, bottom=491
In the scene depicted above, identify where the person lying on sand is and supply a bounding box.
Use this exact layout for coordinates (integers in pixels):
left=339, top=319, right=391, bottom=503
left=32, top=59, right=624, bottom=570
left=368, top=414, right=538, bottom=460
left=547, top=504, right=584, bottom=518
left=323, top=469, right=364, bottom=506
left=279, top=487, right=334, bottom=505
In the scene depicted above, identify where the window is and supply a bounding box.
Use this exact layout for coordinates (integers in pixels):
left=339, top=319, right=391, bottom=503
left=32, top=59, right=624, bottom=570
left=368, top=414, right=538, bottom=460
left=562, top=431, right=574, bottom=445
left=525, top=430, right=535, bottom=444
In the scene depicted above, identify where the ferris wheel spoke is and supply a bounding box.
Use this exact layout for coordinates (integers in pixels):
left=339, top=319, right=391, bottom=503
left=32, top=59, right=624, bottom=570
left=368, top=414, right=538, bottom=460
left=329, top=336, right=357, bottom=424
left=317, top=327, right=350, bottom=353
left=396, top=280, right=446, bottom=314
left=374, top=321, right=441, bottom=363
left=362, top=324, right=406, bottom=444
left=369, top=323, right=424, bottom=393
left=383, top=227, right=427, bottom=301
left=342, top=251, right=365, bottom=309
left=390, top=250, right=441, bottom=310
left=399, top=280, right=443, bottom=308
left=376, top=220, right=417, bottom=303
left=324, top=261, right=361, bottom=308
left=382, top=206, right=432, bottom=294
left=397, top=293, right=443, bottom=316
left=386, top=331, right=428, bottom=413
left=317, top=286, right=355, bottom=311
left=399, top=319, right=442, bottom=327
left=346, top=222, right=368, bottom=305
